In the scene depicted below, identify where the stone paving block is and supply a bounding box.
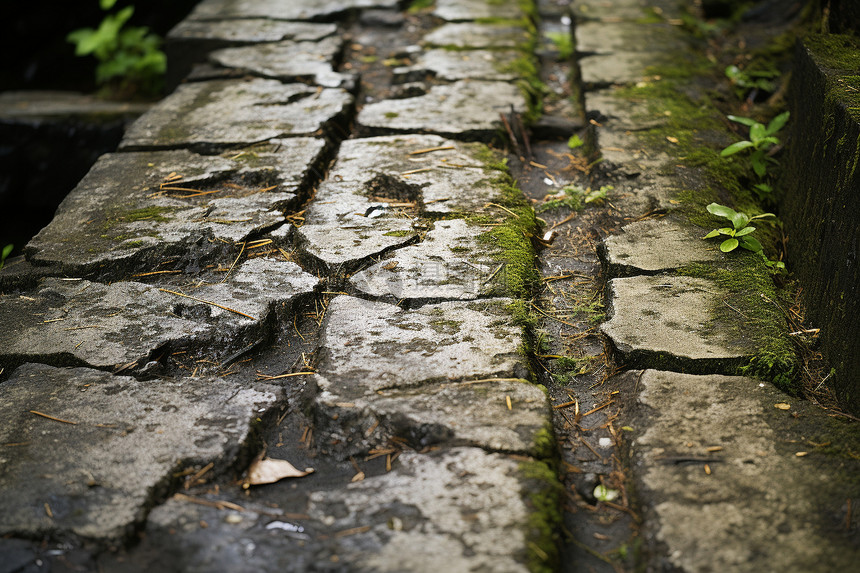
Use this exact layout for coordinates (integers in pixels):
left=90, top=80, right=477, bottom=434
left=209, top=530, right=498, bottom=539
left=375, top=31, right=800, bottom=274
left=350, top=219, right=500, bottom=301
left=579, top=52, right=661, bottom=87
left=394, top=48, right=520, bottom=82
left=601, top=275, right=753, bottom=368
left=358, top=80, right=526, bottom=140
left=433, top=0, right=523, bottom=22
left=423, top=23, right=529, bottom=50
left=207, top=37, right=351, bottom=88
left=120, top=79, right=352, bottom=152
left=306, top=448, right=549, bottom=572
left=586, top=88, right=664, bottom=130
left=0, top=258, right=317, bottom=372
left=26, top=144, right=325, bottom=274
left=572, top=0, right=683, bottom=22
left=621, top=369, right=860, bottom=572
left=602, top=217, right=723, bottom=273
left=576, top=21, right=687, bottom=54
left=0, top=363, right=280, bottom=540
left=187, top=0, right=399, bottom=22
left=314, top=296, right=527, bottom=394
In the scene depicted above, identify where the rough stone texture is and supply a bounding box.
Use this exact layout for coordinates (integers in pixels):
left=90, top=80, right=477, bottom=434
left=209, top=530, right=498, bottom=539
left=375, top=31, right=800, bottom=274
left=394, top=49, right=520, bottom=82
left=623, top=369, right=860, bottom=572
left=575, top=21, right=687, bottom=54
left=26, top=144, right=325, bottom=274
left=572, top=0, right=683, bottom=22
left=0, top=258, right=317, bottom=371
left=0, top=363, right=279, bottom=540
left=313, top=296, right=526, bottom=394
left=350, top=219, right=499, bottom=301
left=423, top=23, right=528, bottom=50
left=165, top=20, right=337, bottom=88
left=207, top=37, right=351, bottom=88
left=601, top=217, right=723, bottom=274
left=306, top=448, right=537, bottom=572
left=433, top=0, right=523, bottom=22
left=120, top=79, right=352, bottom=152
left=187, top=0, right=399, bottom=21
left=579, top=52, right=661, bottom=87
left=358, top=80, right=526, bottom=140
left=601, top=275, right=752, bottom=367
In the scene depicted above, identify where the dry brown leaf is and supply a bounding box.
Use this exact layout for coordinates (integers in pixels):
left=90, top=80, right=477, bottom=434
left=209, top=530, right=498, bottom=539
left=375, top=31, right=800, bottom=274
left=351, top=471, right=366, bottom=482
left=774, top=403, right=791, bottom=410
left=247, top=457, right=313, bottom=485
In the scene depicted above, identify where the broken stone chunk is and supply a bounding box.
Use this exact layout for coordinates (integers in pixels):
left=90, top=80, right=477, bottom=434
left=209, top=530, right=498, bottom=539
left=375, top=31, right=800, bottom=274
left=0, top=363, right=279, bottom=540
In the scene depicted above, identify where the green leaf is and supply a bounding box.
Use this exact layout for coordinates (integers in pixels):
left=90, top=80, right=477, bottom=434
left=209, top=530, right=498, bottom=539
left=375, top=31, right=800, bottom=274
left=718, top=227, right=735, bottom=236
left=720, top=140, right=754, bottom=156
left=567, top=134, right=584, bottom=149
left=749, top=122, right=766, bottom=143
left=766, top=111, right=790, bottom=136
left=739, top=236, right=763, bottom=252
left=750, top=212, right=775, bottom=221
left=720, top=238, right=739, bottom=252
left=751, top=153, right=767, bottom=177
left=593, top=485, right=619, bottom=502
left=735, top=226, right=756, bottom=236
left=727, top=115, right=758, bottom=127
left=730, top=211, right=750, bottom=230
left=754, top=183, right=773, bottom=194
left=706, top=203, right=737, bottom=219
left=703, top=229, right=721, bottom=239
left=100, top=0, right=118, bottom=9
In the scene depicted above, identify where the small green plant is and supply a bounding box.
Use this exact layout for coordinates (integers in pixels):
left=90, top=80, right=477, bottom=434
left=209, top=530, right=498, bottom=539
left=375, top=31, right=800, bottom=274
left=546, top=31, right=574, bottom=60
left=724, top=65, right=779, bottom=99
left=0, top=244, right=12, bottom=270
left=567, top=134, right=584, bottom=149
left=720, top=112, right=789, bottom=177
left=538, top=184, right=612, bottom=212
left=67, top=0, right=166, bottom=97
left=703, top=202, right=774, bottom=253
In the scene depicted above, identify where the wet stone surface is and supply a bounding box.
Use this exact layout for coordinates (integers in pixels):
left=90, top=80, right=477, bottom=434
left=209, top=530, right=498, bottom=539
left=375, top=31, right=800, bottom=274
left=394, top=49, right=521, bottom=82
left=187, top=0, right=399, bottom=22
left=349, top=218, right=500, bottom=301
left=120, top=79, right=352, bottom=152
left=0, top=258, right=318, bottom=372
left=422, top=23, right=529, bottom=50
left=0, top=363, right=279, bottom=540
left=601, top=275, right=752, bottom=367
left=601, top=217, right=723, bottom=274
left=167, top=19, right=337, bottom=44
left=621, top=369, right=860, bottom=572
left=206, top=36, right=352, bottom=88
left=433, top=0, right=524, bottom=22
left=357, top=80, right=527, bottom=140
left=25, top=144, right=326, bottom=275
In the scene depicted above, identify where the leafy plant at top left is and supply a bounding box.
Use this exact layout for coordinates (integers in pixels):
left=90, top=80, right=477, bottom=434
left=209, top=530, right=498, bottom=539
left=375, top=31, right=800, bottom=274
left=67, top=0, right=166, bottom=98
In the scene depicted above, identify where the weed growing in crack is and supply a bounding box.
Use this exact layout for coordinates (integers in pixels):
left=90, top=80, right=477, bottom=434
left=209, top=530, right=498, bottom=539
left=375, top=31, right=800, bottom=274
left=720, top=111, right=789, bottom=178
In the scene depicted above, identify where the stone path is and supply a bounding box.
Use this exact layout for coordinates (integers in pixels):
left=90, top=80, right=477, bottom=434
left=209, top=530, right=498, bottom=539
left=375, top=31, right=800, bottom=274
left=1, top=1, right=859, bottom=572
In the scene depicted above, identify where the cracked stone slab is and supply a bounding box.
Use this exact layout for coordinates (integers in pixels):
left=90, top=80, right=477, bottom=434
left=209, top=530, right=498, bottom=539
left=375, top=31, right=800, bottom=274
left=576, top=21, right=688, bottom=55
left=423, top=23, right=529, bottom=50
left=350, top=219, right=501, bottom=301
left=168, top=19, right=336, bottom=44
left=207, top=37, right=352, bottom=88
left=579, top=52, right=664, bottom=87
left=601, top=275, right=753, bottom=367
left=313, top=296, right=527, bottom=394
left=0, top=258, right=317, bottom=371
left=358, top=80, right=526, bottom=140
left=602, top=217, right=723, bottom=274
left=394, top=49, right=520, bottom=82
left=433, top=0, right=523, bottom=21
left=187, top=0, right=399, bottom=21
left=621, top=369, right=860, bottom=572
left=573, top=0, right=683, bottom=22
left=307, top=447, right=550, bottom=572
left=315, top=376, right=551, bottom=457
left=0, top=363, right=279, bottom=540
left=120, top=79, right=352, bottom=152
left=586, top=88, right=663, bottom=131
left=25, top=144, right=325, bottom=275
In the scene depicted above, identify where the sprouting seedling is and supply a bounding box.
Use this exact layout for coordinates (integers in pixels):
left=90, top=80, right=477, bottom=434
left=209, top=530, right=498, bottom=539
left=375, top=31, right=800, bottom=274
left=0, top=244, right=13, bottom=270
left=720, top=111, right=789, bottom=177
left=703, top=203, right=774, bottom=253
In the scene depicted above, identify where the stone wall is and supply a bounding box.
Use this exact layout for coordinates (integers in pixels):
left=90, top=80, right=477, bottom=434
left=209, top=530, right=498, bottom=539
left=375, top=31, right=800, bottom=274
left=782, top=34, right=860, bottom=414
